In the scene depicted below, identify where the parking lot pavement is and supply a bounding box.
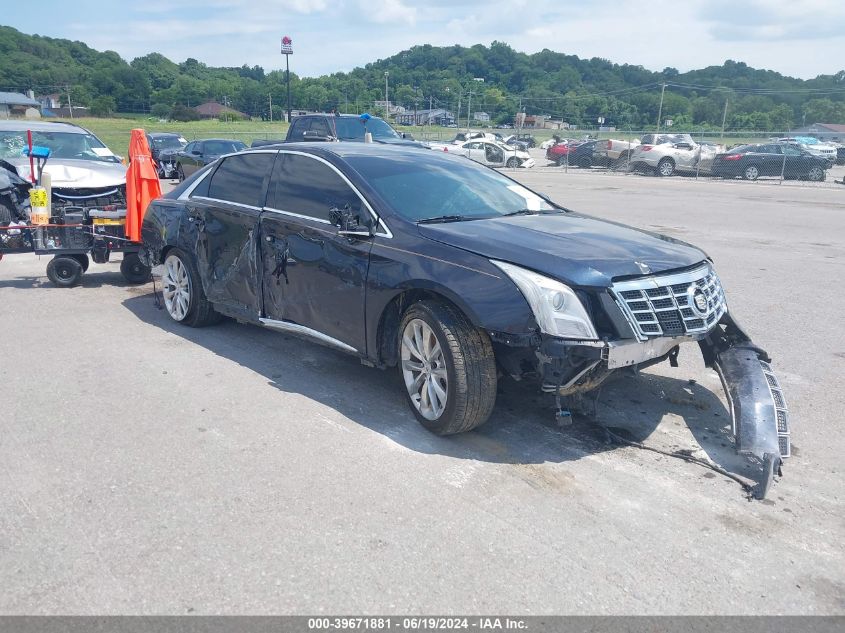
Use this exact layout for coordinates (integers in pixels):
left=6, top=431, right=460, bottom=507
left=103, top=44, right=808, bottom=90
left=1, top=173, right=844, bottom=615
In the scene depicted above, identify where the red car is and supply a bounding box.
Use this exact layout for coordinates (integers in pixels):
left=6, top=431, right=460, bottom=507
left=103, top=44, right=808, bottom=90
left=545, top=141, right=581, bottom=165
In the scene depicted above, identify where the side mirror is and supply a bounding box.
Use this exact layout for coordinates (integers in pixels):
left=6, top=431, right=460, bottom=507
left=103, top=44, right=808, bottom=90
left=192, top=149, right=202, bottom=155
left=330, top=205, right=374, bottom=239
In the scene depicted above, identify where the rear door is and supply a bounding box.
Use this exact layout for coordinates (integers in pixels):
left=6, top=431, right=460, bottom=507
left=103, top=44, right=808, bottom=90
left=190, top=151, right=276, bottom=318
left=259, top=152, right=376, bottom=354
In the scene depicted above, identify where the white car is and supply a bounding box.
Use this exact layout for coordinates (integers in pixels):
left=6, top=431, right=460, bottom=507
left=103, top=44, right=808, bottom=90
left=777, top=137, right=837, bottom=164
left=629, top=133, right=724, bottom=176
left=428, top=139, right=535, bottom=168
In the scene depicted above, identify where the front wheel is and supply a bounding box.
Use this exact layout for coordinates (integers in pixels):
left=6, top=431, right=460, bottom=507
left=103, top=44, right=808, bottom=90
left=176, top=163, right=185, bottom=182
left=807, top=166, right=825, bottom=182
left=161, top=249, right=220, bottom=327
left=398, top=301, right=497, bottom=435
left=506, top=157, right=520, bottom=168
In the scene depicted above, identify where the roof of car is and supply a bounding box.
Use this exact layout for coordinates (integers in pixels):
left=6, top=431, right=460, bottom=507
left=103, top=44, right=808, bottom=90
left=148, top=132, right=183, bottom=138
left=0, top=120, right=90, bottom=134
left=248, top=141, right=429, bottom=161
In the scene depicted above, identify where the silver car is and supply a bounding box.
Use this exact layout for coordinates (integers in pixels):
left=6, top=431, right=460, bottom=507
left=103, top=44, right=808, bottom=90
left=0, top=120, right=127, bottom=215
left=629, top=133, right=722, bottom=177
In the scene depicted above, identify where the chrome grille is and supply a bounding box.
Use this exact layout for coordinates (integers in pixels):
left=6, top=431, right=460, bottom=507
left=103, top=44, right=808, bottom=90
left=610, top=264, right=727, bottom=340
left=761, top=361, right=790, bottom=458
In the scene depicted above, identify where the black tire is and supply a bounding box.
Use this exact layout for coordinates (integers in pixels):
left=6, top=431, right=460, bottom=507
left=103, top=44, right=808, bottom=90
left=46, top=256, right=83, bottom=288
left=743, top=164, right=760, bottom=181
left=506, top=157, right=520, bottom=168
left=556, top=156, right=568, bottom=167
left=398, top=300, right=497, bottom=435
left=70, top=254, right=89, bottom=272
left=656, top=157, right=675, bottom=177
left=161, top=248, right=220, bottom=327
left=120, top=253, right=151, bottom=284
left=176, top=163, right=185, bottom=182
left=578, top=157, right=592, bottom=169
left=807, top=166, right=826, bottom=182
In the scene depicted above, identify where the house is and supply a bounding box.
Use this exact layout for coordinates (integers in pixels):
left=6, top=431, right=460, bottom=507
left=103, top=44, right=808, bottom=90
left=39, top=93, right=62, bottom=110
left=513, top=113, right=548, bottom=129
left=194, top=101, right=249, bottom=119
left=0, top=91, right=41, bottom=119
left=395, top=108, right=455, bottom=126
left=373, top=101, right=406, bottom=115
left=472, top=111, right=490, bottom=122
left=788, top=123, right=845, bottom=141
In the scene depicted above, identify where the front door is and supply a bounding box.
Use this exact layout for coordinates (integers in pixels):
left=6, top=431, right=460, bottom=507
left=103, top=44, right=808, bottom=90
left=191, top=151, right=276, bottom=318
left=483, top=142, right=505, bottom=166
left=259, top=152, right=375, bottom=354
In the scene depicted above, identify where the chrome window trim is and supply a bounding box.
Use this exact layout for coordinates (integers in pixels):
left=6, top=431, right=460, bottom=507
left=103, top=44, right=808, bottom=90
left=178, top=168, right=212, bottom=200
left=259, top=318, right=357, bottom=354
left=192, top=196, right=262, bottom=212
left=275, top=150, right=393, bottom=238
left=262, top=206, right=332, bottom=225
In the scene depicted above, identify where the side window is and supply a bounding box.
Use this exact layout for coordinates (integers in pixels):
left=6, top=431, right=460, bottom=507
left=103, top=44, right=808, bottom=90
left=289, top=118, right=308, bottom=139
left=309, top=118, right=331, bottom=136
left=269, top=154, right=361, bottom=222
left=207, top=153, right=275, bottom=207
left=184, top=142, right=196, bottom=154
left=783, top=145, right=801, bottom=156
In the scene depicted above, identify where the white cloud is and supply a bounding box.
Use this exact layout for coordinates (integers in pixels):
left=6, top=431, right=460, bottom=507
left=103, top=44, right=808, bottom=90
left=358, top=0, right=418, bottom=25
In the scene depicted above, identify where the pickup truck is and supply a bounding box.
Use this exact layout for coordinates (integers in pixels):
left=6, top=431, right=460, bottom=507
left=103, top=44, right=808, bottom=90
left=592, top=138, right=640, bottom=167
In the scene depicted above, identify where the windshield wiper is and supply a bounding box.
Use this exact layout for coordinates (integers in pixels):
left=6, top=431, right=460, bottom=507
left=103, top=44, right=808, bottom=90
left=417, top=215, right=476, bottom=224
left=500, top=209, right=536, bottom=217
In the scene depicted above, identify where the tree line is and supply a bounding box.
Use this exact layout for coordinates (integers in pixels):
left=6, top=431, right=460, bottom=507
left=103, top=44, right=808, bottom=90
left=2, top=26, right=844, bottom=130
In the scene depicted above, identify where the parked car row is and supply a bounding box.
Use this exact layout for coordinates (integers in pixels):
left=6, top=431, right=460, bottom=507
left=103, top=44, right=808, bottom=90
left=545, top=133, right=838, bottom=181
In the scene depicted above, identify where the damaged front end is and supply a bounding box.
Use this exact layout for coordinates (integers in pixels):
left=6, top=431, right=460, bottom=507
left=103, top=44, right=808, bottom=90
left=700, top=315, right=790, bottom=498
left=499, top=262, right=791, bottom=499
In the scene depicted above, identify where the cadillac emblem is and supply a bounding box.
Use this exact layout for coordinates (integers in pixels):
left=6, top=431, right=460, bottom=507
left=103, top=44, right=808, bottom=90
left=688, top=286, right=709, bottom=316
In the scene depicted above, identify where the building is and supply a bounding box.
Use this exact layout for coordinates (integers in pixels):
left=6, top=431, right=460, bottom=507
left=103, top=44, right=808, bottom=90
left=788, top=123, right=845, bottom=141
left=513, top=113, right=549, bottom=129
left=472, top=111, right=490, bottom=122
left=194, top=101, right=249, bottom=120
left=395, top=108, right=455, bottom=126
left=373, top=101, right=406, bottom=116
left=0, top=91, right=41, bottom=119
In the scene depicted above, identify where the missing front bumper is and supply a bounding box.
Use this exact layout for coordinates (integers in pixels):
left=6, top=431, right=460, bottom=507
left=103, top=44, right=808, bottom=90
left=703, top=316, right=791, bottom=499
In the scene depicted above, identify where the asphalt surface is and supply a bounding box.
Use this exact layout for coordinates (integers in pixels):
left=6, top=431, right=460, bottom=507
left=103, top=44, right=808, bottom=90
left=1, top=168, right=843, bottom=615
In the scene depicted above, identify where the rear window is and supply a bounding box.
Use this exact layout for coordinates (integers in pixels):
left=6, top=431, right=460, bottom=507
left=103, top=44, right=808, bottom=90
left=207, top=153, right=275, bottom=207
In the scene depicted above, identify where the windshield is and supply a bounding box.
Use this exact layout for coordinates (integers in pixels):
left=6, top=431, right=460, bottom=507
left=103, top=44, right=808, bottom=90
left=0, top=130, right=119, bottom=163
left=334, top=118, right=402, bottom=141
left=152, top=136, right=186, bottom=150
left=346, top=152, right=555, bottom=222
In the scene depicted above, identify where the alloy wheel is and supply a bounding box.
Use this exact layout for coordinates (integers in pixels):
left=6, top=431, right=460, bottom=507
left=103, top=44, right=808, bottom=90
left=162, top=255, right=191, bottom=321
left=744, top=165, right=759, bottom=180
left=401, top=318, right=448, bottom=421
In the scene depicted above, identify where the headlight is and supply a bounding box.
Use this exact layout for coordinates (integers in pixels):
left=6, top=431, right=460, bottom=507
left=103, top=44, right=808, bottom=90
left=491, top=260, right=599, bottom=340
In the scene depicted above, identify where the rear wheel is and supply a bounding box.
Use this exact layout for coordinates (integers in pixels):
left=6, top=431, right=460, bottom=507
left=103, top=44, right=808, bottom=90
left=161, top=249, right=220, bottom=327
left=120, top=253, right=151, bottom=284
left=657, top=158, right=675, bottom=177
left=398, top=301, right=497, bottom=435
left=743, top=164, right=760, bottom=181
left=46, top=256, right=83, bottom=288
left=578, top=157, right=592, bottom=169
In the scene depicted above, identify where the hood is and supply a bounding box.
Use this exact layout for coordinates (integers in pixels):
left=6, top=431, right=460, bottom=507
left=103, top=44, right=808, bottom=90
left=5, top=157, right=125, bottom=189
left=418, top=212, right=707, bottom=288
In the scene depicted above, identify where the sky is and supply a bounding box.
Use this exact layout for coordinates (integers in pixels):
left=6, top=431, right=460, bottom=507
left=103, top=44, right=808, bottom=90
left=2, top=0, right=844, bottom=80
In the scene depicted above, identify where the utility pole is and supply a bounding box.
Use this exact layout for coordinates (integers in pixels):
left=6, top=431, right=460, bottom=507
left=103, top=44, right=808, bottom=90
left=518, top=95, right=523, bottom=133
left=269, top=93, right=273, bottom=122
left=655, top=83, right=667, bottom=132
left=384, top=71, right=389, bottom=119
left=466, top=90, right=473, bottom=131
left=720, top=99, right=729, bottom=140
left=456, top=92, right=462, bottom=129
left=66, top=84, right=73, bottom=119
left=429, top=94, right=433, bottom=132
left=413, top=85, right=419, bottom=127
